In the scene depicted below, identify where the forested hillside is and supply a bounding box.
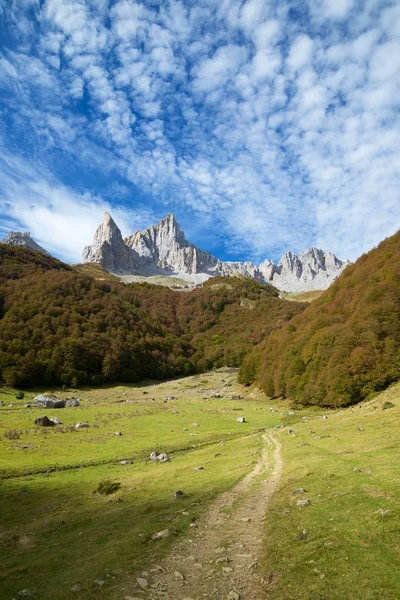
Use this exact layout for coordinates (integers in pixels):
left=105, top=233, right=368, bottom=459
left=0, top=245, right=304, bottom=387
left=239, top=232, right=400, bottom=407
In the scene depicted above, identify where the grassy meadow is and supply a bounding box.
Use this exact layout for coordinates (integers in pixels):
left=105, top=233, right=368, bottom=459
left=1, top=369, right=400, bottom=600
left=261, top=382, right=400, bottom=600
left=0, top=369, right=285, bottom=599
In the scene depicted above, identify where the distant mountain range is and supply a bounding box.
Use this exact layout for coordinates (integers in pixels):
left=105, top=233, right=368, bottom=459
left=1, top=215, right=350, bottom=292
left=82, top=212, right=350, bottom=292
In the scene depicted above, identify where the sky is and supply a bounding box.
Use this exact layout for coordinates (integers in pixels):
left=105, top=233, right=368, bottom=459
left=0, top=0, right=399, bottom=264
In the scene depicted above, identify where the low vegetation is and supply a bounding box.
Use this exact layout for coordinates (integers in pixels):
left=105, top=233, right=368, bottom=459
left=261, top=381, right=400, bottom=600
left=0, top=369, right=283, bottom=599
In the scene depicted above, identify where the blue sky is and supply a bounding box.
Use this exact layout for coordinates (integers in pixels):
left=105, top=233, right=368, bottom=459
left=0, top=0, right=399, bottom=264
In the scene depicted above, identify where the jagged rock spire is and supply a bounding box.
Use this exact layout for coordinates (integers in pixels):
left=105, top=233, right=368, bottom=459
left=83, top=213, right=350, bottom=290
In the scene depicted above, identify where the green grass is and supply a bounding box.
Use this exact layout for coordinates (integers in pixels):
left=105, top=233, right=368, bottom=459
left=0, top=369, right=282, bottom=599
left=261, top=381, right=400, bottom=600
left=2, top=369, right=400, bottom=600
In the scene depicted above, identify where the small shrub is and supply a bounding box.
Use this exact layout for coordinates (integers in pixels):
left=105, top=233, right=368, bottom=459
left=5, top=429, right=22, bottom=440
left=15, top=391, right=25, bottom=400
left=94, top=480, right=121, bottom=495
left=382, top=401, right=395, bottom=410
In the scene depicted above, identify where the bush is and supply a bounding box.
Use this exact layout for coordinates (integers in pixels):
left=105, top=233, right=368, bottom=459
left=94, top=480, right=121, bottom=495
left=15, top=391, right=24, bottom=400
left=4, top=429, right=22, bottom=439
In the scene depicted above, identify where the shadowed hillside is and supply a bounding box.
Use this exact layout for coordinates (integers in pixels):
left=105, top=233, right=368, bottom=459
left=239, top=231, right=400, bottom=407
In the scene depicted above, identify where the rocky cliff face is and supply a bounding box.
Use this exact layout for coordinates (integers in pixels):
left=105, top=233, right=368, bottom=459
left=263, top=247, right=350, bottom=292
left=1, top=231, right=50, bottom=256
left=82, top=212, right=141, bottom=274
left=83, top=212, right=349, bottom=291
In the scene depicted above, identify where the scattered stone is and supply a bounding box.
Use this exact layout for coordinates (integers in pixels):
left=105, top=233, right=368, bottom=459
left=376, top=508, right=393, bottom=518
left=239, top=517, right=251, bottom=523
left=297, top=528, right=309, bottom=541
left=230, top=394, right=244, bottom=400
left=216, top=556, right=230, bottom=564
left=296, top=498, right=311, bottom=507
left=194, top=466, right=204, bottom=471
left=151, top=529, right=170, bottom=540
left=223, top=567, right=233, bottom=573
left=189, top=522, right=198, bottom=528
left=165, top=396, right=176, bottom=401
left=211, top=393, right=221, bottom=398
left=192, top=422, right=199, bottom=427
left=120, top=460, right=132, bottom=465
left=269, top=407, right=277, bottom=412
left=174, top=490, right=185, bottom=499
left=70, top=585, right=81, bottom=592
left=322, top=415, right=328, bottom=420
left=228, top=591, right=242, bottom=600
left=288, top=429, right=296, bottom=434
left=25, top=403, right=31, bottom=408
left=17, top=589, right=36, bottom=597
left=74, top=422, right=90, bottom=429
left=149, top=451, right=170, bottom=462
left=292, top=488, right=307, bottom=495
left=353, top=468, right=362, bottom=473
left=358, top=427, right=364, bottom=432
left=34, top=415, right=55, bottom=427
left=65, top=398, right=80, bottom=407
left=49, top=417, right=62, bottom=425
left=114, top=431, right=123, bottom=436
left=174, top=570, right=185, bottom=581
left=94, top=579, right=105, bottom=586
left=236, top=417, right=246, bottom=423
left=136, top=578, right=148, bottom=590
left=172, top=410, right=179, bottom=415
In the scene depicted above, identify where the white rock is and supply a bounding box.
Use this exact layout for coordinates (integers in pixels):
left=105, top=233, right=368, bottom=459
left=2, top=231, right=49, bottom=255
left=83, top=213, right=349, bottom=292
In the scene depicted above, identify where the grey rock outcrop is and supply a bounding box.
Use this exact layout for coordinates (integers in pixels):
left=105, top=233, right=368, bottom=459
left=259, top=247, right=350, bottom=292
left=82, top=212, right=349, bottom=292
left=82, top=212, right=141, bottom=275
left=1, top=231, right=50, bottom=255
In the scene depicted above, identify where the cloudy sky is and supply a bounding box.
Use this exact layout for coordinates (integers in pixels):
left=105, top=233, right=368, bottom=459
left=0, top=0, right=399, bottom=264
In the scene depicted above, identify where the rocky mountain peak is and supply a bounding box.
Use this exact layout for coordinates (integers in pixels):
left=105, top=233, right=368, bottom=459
left=82, top=212, right=350, bottom=291
left=83, top=212, right=139, bottom=274
left=1, top=231, right=50, bottom=256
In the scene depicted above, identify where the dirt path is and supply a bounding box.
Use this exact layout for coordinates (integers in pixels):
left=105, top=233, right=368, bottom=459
left=142, top=433, right=282, bottom=600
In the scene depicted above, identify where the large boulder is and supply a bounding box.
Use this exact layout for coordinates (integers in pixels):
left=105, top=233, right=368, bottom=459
left=34, top=395, right=65, bottom=409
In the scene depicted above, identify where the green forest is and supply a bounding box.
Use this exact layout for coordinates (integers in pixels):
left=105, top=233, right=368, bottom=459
left=239, top=231, right=400, bottom=407
left=0, top=245, right=303, bottom=388
left=1, top=231, right=399, bottom=408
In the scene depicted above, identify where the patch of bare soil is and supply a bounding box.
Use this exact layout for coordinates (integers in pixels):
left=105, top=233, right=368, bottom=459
left=139, top=433, right=282, bottom=600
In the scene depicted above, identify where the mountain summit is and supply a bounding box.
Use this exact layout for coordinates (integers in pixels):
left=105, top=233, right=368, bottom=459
left=82, top=213, right=349, bottom=292
left=1, top=231, right=50, bottom=256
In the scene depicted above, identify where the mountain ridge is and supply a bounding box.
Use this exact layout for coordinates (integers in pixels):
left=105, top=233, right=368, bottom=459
left=1, top=231, right=50, bottom=256
left=83, top=212, right=350, bottom=292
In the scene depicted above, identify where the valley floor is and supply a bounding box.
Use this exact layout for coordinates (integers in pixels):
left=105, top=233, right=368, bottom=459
left=1, top=371, right=400, bottom=600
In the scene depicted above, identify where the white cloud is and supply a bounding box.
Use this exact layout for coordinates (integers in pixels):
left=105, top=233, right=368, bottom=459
left=323, top=0, right=354, bottom=19
left=0, top=0, right=399, bottom=266
left=192, top=44, right=248, bottom=92
left=287, top=35, right=313, bottom=71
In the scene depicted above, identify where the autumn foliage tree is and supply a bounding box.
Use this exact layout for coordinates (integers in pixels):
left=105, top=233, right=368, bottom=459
left=239, top=231, right=400, bottom=407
